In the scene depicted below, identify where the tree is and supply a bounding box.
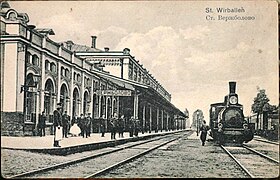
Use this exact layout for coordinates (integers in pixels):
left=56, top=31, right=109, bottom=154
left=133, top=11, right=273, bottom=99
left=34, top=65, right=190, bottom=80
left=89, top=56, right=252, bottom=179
left=251, top=88, right=270, bottom=130
left=184, top=108, right=190, bottom=129
left=184, top=108, right=189, bottom=118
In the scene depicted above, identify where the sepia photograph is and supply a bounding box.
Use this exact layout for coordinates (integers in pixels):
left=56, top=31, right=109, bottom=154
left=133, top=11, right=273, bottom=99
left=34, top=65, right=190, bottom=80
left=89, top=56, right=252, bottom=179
left=1, top=0, right=279, bottom=178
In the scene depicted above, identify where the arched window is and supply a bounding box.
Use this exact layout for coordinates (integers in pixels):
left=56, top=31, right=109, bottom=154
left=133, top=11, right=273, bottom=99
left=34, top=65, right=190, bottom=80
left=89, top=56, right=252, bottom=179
left=61, top=66, right=64, bottom=76
left=50, top=62, right=56, bottom=73
left=25, top=73, right=37, bottom=122
left=95, top=81, right=99, bottom=89
left=84, top=77, right=87, bottom=84
left=32, top=55, right=39, bottom=66
left=45, top=60, right=50, bottom=71
left=77, top=74, right=81, bottom=82
left=65, top=69, right=69, bottom=78
left=27, top=52, right=32, bottom=64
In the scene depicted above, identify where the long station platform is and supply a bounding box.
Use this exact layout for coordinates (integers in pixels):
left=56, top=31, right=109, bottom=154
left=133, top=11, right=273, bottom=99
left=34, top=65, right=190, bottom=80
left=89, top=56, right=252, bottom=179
left=1, top=129, right=194, bottom=155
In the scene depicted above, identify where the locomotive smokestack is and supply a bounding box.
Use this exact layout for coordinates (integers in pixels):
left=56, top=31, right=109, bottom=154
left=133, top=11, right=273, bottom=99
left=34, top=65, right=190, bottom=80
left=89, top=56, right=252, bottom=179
left=229, top=81, right=236, bottom=94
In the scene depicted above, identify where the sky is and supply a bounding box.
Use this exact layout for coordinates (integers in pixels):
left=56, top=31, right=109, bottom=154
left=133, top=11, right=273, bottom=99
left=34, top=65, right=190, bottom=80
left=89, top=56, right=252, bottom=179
left=9, top=1, right=278, bottom=124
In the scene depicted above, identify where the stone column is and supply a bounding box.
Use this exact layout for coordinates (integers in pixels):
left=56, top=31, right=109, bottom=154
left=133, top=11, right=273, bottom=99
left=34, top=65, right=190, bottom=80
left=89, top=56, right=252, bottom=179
left=142, top=104, right=145, bottom=134
left=40, top=53, right=46, bottom=113
left=57, top=62, right=61, bottom=105
left=161, top=109, right=164, bottom=132
left=166, top=113, right=168, bottom=131
left=133, top=92, right=139, bottom=119
left=149, top=105, right=152, bottom=133
left=156, top=108, right=159, bottom=133
left=35, top=91, right=40, bottom=132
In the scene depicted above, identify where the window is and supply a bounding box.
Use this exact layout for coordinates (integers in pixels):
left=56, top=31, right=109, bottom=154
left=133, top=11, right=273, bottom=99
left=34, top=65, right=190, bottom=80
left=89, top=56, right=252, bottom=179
left=45, top=60, right=50, bottom=71
left=95, top=81, right=99, bottom=89
left=61, top=67, right=64, bottom=76
left=77, top=74, right=81, bottom=82
left=27, top=52, right=31, bottom=64
left=128, top=62, right=133, bottom=80
left=65, top=69, right=69, bottom=78
left=32, top=55, right=39, bottom=66
left=50, top=62, right=56, bottom=73
left=138, top=71, right=142, bottom=82
left=134, top=67, right=138, bottom=81
left=87, top=78, right=90, bottom=86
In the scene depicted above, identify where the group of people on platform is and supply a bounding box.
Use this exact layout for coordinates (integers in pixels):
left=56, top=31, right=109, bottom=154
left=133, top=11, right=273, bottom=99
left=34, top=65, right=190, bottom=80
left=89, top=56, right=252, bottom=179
left=37, top=103, right=145, bottom=147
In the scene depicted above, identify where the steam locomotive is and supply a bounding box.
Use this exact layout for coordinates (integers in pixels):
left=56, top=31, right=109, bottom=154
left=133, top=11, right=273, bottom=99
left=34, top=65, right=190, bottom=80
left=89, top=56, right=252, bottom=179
left=209, top=82, right=254, bottom=144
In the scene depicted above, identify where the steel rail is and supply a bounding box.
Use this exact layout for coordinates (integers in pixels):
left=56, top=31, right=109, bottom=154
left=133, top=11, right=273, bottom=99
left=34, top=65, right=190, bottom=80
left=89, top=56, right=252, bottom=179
left=8, top=132, right=188, bottom=179
left=84, top=136, right=182, bottom=178
left=220, top=145, right=255, bottom=178
left=242, top=144, right=279, bottom=164
left=253, top=138, right=279, bottom=146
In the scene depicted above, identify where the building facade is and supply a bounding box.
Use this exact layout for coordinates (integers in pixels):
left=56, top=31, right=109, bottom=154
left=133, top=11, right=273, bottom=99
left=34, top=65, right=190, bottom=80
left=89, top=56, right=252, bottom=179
left=0, top=4, right=186, bottom=136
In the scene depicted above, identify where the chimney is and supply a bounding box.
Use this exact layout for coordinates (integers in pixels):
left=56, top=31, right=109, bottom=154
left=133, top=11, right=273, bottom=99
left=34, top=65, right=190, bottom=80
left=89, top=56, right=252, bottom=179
left=104, top=47, right=109, bottom=52
left=91, top=36, right=97, bottom=48
left=229, top=81, right=236, bottom=94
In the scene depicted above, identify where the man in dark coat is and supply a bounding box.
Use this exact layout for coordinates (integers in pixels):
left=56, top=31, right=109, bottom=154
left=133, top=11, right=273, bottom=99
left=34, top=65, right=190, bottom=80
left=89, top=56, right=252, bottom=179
left=53, top=103, right=63, bottom=147
left=100, top=115, right=106, bottom=137
left=128, top=116, right=135, bottom=137
left=85, top=113, right=91, bottom=138
left=79, top=114, right=85, bottom=138
left=118, top=115, right=125, bottom=138
left=38, top=111, right=46, bottom=137
left=134, top=119, right=140, bottom=137
left=62, top=111, right=70, bottom=138
left=200, top=120, right=209, bottom=146
left=110, top=114, right=117, bottom=140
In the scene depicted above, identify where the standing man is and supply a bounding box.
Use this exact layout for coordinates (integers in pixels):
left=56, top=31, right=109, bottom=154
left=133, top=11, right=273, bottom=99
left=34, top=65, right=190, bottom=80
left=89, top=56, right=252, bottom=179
left=118, top=115, right=125, bottom=138
left=100, top=115, right=106, bottom=137
left=79, top=114, right=85, bottom=138
left=53, top=103, right=63, bottom=147
left=85, top=113, right=92, bottom=138
left=62, top=111, right=70, bottom=138
left=38, top=111, right=46, bottom=137
left=128, top=116, right=134, bottom=137
left=200, top=120, right=210, bottom=146
left=134, top=119, right=140, bottom=137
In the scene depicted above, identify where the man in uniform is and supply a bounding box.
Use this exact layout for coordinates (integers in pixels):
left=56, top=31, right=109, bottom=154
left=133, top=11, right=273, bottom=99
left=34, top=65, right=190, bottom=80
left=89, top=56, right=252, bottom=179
left=134, top=119, right=140, bottom=137
left=79, top=114, right=85, bottom=138
left=53, top=103, right=63, bottom=147
left=118, top=115, right=125, bottom=138
left=100, top=115, right=106, bottom=137
left=128, top=116, right=134, bottom=137
left=62, top=111, right=70, bottom=138
left=85, top=113, right=92, bottom=138
left=38, top=111, right=46, bottom=137
left=110, top=114, right=117, bottom=140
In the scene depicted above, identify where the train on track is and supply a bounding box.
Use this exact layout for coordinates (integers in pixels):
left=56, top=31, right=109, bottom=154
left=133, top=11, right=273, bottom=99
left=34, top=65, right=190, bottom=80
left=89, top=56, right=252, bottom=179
left=209, top=82, right=254, bottom=144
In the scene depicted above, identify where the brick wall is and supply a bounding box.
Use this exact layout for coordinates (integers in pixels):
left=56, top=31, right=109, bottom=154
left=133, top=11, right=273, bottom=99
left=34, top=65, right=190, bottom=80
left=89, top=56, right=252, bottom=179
left=1, top=112, right=24, bottom=136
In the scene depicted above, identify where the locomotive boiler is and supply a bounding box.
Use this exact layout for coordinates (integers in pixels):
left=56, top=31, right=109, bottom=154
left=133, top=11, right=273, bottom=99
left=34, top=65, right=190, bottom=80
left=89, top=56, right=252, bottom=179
left=209, top=82, right=254, bottom=144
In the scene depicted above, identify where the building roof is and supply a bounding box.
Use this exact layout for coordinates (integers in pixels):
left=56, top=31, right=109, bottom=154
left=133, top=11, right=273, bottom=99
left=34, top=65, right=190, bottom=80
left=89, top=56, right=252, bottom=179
left=62, top=41, right=102, bottom=52
left=35, top=28, right=55, bottom=35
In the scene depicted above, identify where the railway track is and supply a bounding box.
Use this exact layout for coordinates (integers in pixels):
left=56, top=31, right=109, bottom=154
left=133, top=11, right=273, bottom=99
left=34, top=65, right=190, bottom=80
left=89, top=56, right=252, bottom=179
left=221, top=144, right=279, bottom=178
left=8, top=131, right=192, bottom=178
left=253, top=138, right=279, bottom=145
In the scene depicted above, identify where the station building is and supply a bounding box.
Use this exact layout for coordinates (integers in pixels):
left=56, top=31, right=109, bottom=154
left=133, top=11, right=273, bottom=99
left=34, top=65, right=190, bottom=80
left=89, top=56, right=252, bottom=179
left=0, top=3, right=187, bottom=136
